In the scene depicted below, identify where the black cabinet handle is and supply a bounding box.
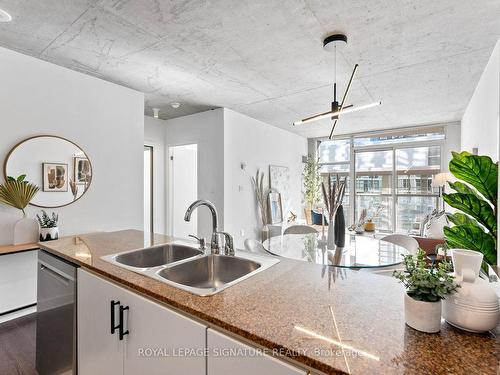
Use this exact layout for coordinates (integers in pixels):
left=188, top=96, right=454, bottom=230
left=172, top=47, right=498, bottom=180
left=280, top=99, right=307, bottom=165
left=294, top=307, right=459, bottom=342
left=110, top=300, right=120, bottom=334
left=119, top=305, right=129, bottom=340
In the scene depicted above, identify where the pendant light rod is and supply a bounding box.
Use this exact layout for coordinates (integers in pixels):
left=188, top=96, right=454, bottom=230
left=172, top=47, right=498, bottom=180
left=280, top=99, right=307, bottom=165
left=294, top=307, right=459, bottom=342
left=328, top=63, right=358, bottom=138
left=293, top=101, right=381, bottom=126
left=293, top=33, right=381, bottom=137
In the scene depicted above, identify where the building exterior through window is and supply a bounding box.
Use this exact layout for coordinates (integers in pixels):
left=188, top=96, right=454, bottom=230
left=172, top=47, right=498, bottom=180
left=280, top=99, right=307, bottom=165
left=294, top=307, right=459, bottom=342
left=316, top=128, right=444, bottom=234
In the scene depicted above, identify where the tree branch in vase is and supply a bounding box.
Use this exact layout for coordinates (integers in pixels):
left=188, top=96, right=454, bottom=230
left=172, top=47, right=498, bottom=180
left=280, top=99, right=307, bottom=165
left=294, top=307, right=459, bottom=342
left=321, top=174, right=346, bottom=221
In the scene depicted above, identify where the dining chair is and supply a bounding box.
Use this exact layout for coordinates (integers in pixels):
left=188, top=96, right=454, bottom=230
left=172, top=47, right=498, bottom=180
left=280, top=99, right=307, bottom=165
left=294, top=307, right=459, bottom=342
left=284, top=225, right=318, bottom=235
left=243, top=238, right=268, bottom=255
left=365, top=234, right=418, bottom=276
left=381, top=234, right=419, bottom=255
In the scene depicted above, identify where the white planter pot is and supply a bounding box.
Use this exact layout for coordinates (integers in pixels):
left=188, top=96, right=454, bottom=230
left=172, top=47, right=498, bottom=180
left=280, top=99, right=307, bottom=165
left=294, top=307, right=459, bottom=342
left=404, top=294, right=442, bottom=333
left=39, top=227, right=59, bottom=242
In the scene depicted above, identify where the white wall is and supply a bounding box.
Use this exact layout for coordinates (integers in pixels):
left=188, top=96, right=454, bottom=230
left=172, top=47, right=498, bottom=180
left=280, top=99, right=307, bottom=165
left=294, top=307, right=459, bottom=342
left=0, top=47, right=144, bottom=245
left=164, top=109, right=224, bottom=240
left=461, top=39, right=500, bottom=264
left=144, top=116, right=167, bottom=234
left=442, top=122, right=461, bottom=171
left=223, top=109, right=307, bottom=248
left=461, top=40, right=499, bottom=160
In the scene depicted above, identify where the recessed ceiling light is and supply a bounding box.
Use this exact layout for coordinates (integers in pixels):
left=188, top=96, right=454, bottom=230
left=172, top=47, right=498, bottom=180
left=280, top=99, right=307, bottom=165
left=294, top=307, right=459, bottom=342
left=170, top=102, right=180, bottom=109
left=0, top=9, right=12, bottom=23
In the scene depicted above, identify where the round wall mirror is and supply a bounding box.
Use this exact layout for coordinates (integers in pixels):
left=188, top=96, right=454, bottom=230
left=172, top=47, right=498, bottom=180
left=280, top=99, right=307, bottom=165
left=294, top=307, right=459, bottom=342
left=4, top=135, right=93, bottom=208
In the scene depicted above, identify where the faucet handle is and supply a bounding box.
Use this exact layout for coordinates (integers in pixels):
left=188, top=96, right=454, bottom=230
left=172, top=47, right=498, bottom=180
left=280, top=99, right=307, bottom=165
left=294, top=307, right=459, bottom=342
left=221, top=232, right=235, bottom=256
left=188, top=234, right=206, bottom=250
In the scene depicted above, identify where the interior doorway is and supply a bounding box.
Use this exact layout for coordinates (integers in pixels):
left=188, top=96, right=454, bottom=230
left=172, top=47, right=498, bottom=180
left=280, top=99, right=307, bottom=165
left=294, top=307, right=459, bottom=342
left=168, top=144, right=198, bottom=238
left=144, top=145, right=153, bottom=233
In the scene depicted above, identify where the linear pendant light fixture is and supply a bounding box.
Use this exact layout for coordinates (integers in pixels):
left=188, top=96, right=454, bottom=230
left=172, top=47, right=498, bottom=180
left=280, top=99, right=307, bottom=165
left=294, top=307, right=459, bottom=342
left=293, top=34, right=381, bottom=139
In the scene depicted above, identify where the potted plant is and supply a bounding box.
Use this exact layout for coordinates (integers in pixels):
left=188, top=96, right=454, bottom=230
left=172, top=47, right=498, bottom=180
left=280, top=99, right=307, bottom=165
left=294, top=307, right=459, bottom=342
left=443, top=151, right=497, bottom=266
left=36, top=210, right=59, bottom=241
left=0, top=175, right=40, bottom=244
left=393, top=249, right=459, bottom=333
left=364, top=206, right=382, bottom=232
left=303, top=155, right=321, bottom=225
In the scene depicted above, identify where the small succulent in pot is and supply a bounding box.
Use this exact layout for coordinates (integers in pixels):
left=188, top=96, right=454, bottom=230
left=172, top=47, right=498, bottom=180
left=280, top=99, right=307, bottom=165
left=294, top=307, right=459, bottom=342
left=393, top=249, right=459, bottom=333
left=36, top=210, right=59, bottom=241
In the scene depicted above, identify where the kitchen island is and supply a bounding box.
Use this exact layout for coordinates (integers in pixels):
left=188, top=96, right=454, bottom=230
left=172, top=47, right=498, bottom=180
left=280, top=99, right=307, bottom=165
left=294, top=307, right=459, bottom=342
left=39, top=230, right=498, bottom=375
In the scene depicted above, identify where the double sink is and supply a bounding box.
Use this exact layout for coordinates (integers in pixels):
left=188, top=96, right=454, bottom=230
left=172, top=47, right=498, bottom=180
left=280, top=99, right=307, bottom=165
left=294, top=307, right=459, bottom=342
left=101, top=242, right=279, bottom=296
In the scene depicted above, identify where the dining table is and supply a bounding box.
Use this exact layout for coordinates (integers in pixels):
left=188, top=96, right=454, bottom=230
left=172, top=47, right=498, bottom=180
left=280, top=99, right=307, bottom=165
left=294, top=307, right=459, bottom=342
left=262, top=231, right=408, bottom=269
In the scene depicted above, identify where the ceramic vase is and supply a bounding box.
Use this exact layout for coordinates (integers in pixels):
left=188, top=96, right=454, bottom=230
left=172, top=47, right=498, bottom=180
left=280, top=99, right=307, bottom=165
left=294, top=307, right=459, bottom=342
left=443, top=249, right=500, bottom=332
left=13, top=213, right=39, bottom=245
left=364, top=220, right=375, bottom=232
left=327, top=220, right=335, bottom=250
left=404, top=294, right=442, bottom=333
left=334, top=205, right=345, bottom=247
left=40, top=227, right=59, bottom=241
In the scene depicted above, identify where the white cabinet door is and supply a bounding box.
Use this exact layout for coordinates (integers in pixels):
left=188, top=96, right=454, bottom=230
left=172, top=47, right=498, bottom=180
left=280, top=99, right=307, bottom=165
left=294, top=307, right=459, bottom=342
left=207, top=329, right=307, bottom=375
left=123, top=289, right=207, bottom=375
left=78, top=269, right=124, bottom=375
left=0, top=250, right=37, bottom=319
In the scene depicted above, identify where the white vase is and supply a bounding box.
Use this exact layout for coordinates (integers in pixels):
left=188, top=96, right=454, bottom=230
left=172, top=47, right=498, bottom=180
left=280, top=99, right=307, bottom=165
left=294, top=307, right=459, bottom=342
left=40, top=227, right=59, bottom=242
left=404, top=294, right=442, bottom=333
left=443, top=249, right=500, bottom=332
left=13, top=213, right=39, bottom=245
left=327, top=221, right=335, bottom=250
left=451, top=248, right=482, bottom=282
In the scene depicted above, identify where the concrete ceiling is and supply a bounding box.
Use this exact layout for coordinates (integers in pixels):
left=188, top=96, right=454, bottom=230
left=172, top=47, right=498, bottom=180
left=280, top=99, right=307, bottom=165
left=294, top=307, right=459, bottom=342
left=0, top=0, right=499, bottom=138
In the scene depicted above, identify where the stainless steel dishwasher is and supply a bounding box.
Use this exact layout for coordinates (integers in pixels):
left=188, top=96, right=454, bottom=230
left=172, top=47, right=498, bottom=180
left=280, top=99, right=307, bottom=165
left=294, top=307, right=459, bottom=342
left=36, top=250, right=78, bottom=375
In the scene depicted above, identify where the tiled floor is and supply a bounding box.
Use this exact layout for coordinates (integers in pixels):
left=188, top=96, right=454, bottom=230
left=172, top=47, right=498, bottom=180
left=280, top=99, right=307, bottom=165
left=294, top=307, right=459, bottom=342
left=0, top=314, right=38, bottom=375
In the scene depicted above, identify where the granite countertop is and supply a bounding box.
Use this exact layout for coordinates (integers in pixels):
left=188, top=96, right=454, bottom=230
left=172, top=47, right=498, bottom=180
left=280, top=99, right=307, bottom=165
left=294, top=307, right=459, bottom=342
left=39, top=230, right=499, bottom=375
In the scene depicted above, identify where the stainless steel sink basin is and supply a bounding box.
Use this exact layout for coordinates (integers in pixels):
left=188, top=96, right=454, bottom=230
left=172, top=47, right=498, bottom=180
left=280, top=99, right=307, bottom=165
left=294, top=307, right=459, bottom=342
left=157, top=254, right=260, bottom=288
left=103, top=244, right=203, bottom=270
left=101, top=243, right=279, bottom=296
left=154, top=253, right=278, bottom=296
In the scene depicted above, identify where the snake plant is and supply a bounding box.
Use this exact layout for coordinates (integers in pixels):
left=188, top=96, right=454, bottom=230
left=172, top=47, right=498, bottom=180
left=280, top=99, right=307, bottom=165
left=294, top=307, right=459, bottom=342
left=0, top=175, right=39, bottom=215
left=443, top=151, right=497, bottom=265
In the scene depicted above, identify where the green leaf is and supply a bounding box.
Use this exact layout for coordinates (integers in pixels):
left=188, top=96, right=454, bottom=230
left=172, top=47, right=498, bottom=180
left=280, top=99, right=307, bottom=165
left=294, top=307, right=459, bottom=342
left=444, top=225, right=497, bottom=265
left=16, top=174, right=26, bottom=182
left=7, top=176, right=15, bottom=181
left=443, top=190, right=497, bottom=236
left=446, top=212, right=478, bottom=227
left=449, top=151, right=497, bottom=207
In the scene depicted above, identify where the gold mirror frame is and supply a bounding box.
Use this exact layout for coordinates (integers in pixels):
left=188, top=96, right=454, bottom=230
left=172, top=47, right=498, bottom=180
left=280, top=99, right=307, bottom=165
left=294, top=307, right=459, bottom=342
left=3, top=135, right=93, bottom=208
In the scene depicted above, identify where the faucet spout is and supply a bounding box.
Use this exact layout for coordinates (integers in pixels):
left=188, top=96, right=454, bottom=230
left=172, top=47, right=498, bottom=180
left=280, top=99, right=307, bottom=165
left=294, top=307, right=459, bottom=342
left=184, top=199, right=218, bottom=233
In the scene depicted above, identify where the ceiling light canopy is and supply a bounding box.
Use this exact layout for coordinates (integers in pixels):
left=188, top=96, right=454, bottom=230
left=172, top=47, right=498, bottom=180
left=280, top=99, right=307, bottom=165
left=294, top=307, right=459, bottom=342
left=293, top=33, right=381, bottom=139
left=0, top=8, right=12, bottom=22
left=153, top=108, right=160, bottom=119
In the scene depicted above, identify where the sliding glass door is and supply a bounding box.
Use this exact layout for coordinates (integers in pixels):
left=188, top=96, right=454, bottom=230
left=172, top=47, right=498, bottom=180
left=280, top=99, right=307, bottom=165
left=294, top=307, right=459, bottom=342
left=395, top=146, right=440, bottom=233
left=354, top=149, right=393, bottom=231
left=318, top=128, right=443, bottom=234
left=354, top=145, right=440, bottom=233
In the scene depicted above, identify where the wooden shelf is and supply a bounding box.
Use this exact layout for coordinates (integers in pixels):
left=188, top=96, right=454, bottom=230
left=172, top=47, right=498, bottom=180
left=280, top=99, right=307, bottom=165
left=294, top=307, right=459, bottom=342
left=0, top=243, right=39, bottom=256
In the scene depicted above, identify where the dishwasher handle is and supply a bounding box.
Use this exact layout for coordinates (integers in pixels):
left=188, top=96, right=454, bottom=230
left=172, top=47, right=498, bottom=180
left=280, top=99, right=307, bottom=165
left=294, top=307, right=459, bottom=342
left=39, top=260, right=75, bottom=285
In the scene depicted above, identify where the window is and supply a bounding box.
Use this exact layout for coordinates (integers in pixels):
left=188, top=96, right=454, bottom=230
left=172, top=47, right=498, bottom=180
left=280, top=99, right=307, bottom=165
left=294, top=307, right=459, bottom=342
left=317, top=128, right=443, bottom=234
left=318, top=139, right=351, bottom=217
